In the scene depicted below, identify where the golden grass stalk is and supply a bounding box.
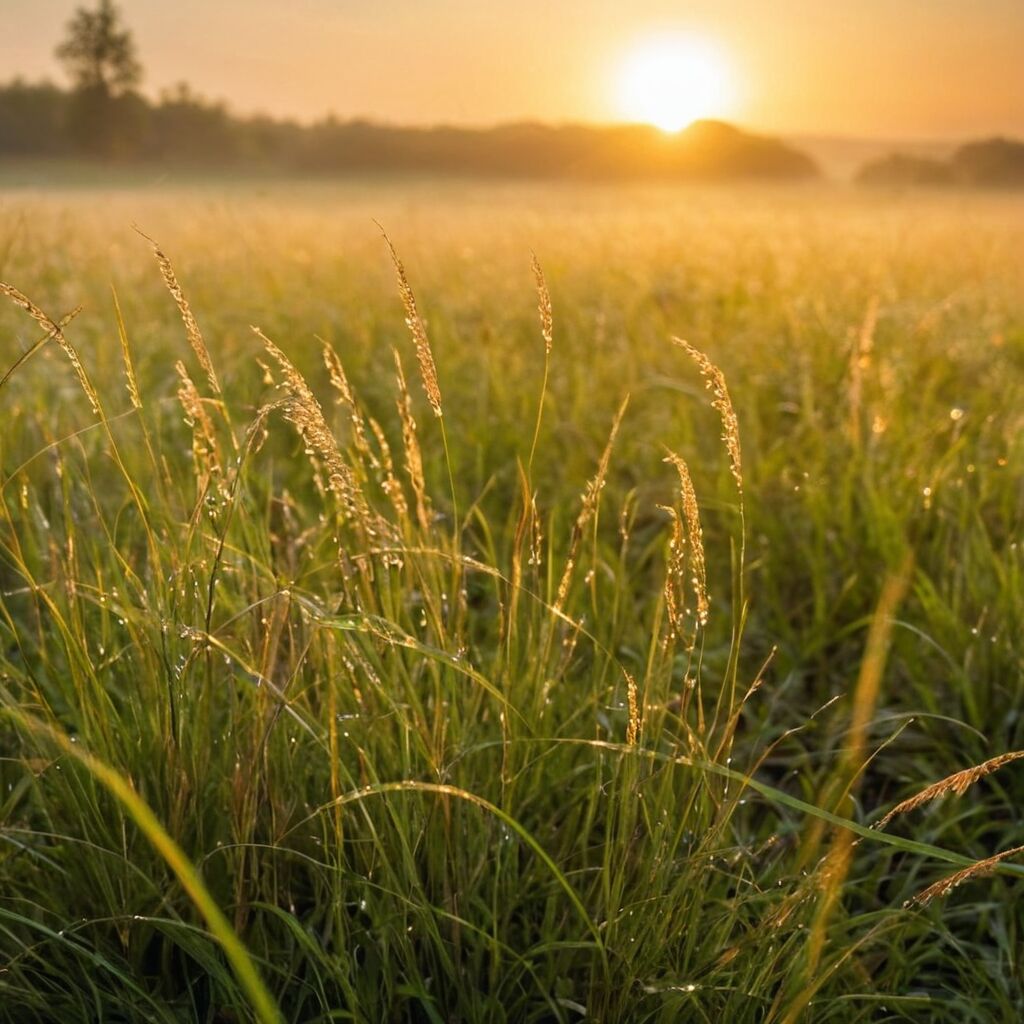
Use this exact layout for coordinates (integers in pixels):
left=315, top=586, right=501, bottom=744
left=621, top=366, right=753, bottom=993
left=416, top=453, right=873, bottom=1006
left=531, top=253, right=553, bottom=355
left=625, top=671, right=640, bottom=746
left=392, top=348, right=432, bottom=533
left=908, top=843, right=1024, bottom=907
left=663, top=451, right=709, bottom=630
left=175, top=360, right=222, bottom=490
left=0, top=280, right=62, bottom=336
left=111, top=286, right=142, bottom=411
left=876, top=750, right=1024, bottom=830
left=138, top=229, right=222, bottom=396
left=528, top=253, right=554, bottom=475
left=255, top=327, right=377, bottom=537
left=529, top=492, right=543, bottom=568
left=0, top=304, right=82, bottom=393
left=379, top=228, right=443, bottom=418
left=0, top=281, right=100, bottom=416
left=554, top=395, right=629, bottom=614
left=671, top=338, right=742, bottom=496
left=368, top=415, right=409, bottom=526
left=322, top=339, right=376, bottom=468
left=508, top=460, right=531, bottom=638
left=657, top=503, right=687, bottom=642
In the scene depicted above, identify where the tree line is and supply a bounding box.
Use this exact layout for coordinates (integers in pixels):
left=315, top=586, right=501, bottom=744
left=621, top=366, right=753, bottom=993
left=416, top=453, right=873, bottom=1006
left=0, top=76, right=823, bottom=180
left=857, top=140, right=1024, bottom=188
left=0, top=0, right=818, bottom=179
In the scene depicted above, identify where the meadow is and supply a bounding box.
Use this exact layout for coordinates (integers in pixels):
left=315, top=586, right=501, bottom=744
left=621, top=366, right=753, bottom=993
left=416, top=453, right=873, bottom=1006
left=0, top=179, right=1022, bottom=1022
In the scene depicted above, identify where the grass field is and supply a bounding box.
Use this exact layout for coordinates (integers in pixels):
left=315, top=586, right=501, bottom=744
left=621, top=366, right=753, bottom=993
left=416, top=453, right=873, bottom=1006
left=1, top=180, right=1023, bottom=1022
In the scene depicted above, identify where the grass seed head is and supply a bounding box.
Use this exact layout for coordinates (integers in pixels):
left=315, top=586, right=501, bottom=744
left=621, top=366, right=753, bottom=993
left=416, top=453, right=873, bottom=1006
left=876, top=750, right=1024, bottom=830
left=625, top=671, right=640, bottom=745
left=322, top=339, right=377, bottom=468
left=672, top=338, right=742, bottom=496
left=255, top=327, right=379, bottom=538
left=555, top=395, right=629, bottom=613
left=908, top=844, right=1024, bottom=907
left=393, top=347, right=433, bottom=533
left=1, top=281, right=100, bottom=417
left=140, top=231, right=222, bottom=396
left=531, top=253, right=553, bottom=355
left=380, top=228, right=443, bottom=418
left=368, top=414, right=409, bottom=527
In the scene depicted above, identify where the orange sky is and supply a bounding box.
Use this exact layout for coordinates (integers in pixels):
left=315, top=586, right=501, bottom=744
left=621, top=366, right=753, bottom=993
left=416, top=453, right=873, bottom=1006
left=4, top=0, right=1024, bottom=139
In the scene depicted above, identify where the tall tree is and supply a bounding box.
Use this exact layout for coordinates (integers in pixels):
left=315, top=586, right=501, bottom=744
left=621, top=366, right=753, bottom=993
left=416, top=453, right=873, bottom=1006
left=54, top=0, right=144, bottom=156
left=55, top=0, right=142, bottom=96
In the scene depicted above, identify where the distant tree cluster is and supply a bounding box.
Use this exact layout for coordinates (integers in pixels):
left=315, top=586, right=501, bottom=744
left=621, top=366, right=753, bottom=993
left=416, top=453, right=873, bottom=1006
left=857, top=139, right=1024, bottom=188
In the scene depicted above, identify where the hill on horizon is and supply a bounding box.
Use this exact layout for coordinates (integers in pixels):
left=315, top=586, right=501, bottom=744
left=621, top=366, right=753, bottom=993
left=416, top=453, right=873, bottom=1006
left=293, top=117, right=820, bottom=180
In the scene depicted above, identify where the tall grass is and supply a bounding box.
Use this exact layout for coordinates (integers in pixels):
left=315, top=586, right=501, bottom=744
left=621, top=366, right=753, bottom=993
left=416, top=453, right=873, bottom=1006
left=0, top=184, right=1022, bottom=1021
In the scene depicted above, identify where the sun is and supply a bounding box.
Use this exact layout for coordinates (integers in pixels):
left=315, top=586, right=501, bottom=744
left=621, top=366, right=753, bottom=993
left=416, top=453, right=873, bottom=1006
left=615, top=33, right=738, bottom=133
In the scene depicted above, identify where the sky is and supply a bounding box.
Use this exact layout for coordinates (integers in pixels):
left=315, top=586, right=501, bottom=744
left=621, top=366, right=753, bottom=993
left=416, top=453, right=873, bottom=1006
left=3, top=0, right=1024, bottom=140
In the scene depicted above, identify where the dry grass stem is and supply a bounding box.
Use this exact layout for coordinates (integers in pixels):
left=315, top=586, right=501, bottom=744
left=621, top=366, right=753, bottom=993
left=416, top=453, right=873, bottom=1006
left=380, top=229, right=443, bottom=418
left=555, top=395, right=629, bottom=613
left=139, top=231, right=222, bottom=396
left=368, top=415, right=409, bottom=524
left=908, top=844, right=1024, bottom=907
left=531, top=253, right=553, bottom=355
left=529, top=493, right=543, bottom=568
left=625, top=671, right=640, bottom=745
left=175, top=360, right=223, bottom=493
left=112, top=288, right=143, bottom=411
left=672, top=338, right=742, bottom=495
left=1, top=281, right=100, bottom=416
left=658, top=504, right=686, bottom=640
left=255, top=327, right=378, bottom=537
left=393, top=348, right=432, bottom=533
left=876, top=750, right=1024, bottom=830
left=322, top=340, right=376, bottom=468
left=0, top=304, right=82, bottom=392
left=664, top=451, right=709, bottom=629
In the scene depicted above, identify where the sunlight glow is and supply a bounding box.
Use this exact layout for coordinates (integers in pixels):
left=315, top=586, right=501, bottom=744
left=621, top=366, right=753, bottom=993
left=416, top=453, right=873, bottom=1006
left=615, top=33, right=738, bottom=133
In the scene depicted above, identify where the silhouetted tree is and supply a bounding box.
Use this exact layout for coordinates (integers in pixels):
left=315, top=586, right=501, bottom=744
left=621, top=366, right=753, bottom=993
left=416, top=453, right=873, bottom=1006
left=55, top=0, right=141, bottom=94
left=857, top=139, right=1024, bottom=189
left=55, top=0, right=143, bottom=156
